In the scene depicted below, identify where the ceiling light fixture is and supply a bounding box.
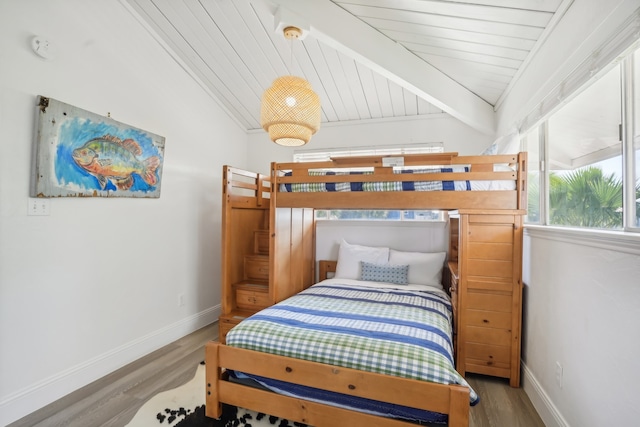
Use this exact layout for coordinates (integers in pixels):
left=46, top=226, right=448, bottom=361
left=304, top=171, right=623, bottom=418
left=260, top=26, right=321, bottom=147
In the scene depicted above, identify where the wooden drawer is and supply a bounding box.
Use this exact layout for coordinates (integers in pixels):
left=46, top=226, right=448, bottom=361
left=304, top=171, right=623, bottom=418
left=465, top=325, right=512, bottom=347
left=219, top=319, right=236, bottom=344
left=465, top=342, right=511, bottom=367
left=465, top=309, right=512, bottom=329
left=244, top=255, right=269, bottom=281
left=235, top=282, right=269, bottom=310
left=467, top=224, right=514, bottom=243
left=466, top=291, right=512, bottom=312
left=218, top=314, right=247, bottom=344
left=254, top=230, right=269, bottom=254
left=450, top=287, right=458, bottom=320
left=468, top=242, right=513, bottom=260
left=465, top=362, right=511, bottom=379
left=468, top=214, right=515, bottom=224
left=467, top=278, right=513, bottom=293
left=467, top=258, right=513, bottom=279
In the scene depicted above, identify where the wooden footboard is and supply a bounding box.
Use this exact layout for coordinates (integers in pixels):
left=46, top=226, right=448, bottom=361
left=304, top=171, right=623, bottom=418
left=205, top=341, right=470, bottom=427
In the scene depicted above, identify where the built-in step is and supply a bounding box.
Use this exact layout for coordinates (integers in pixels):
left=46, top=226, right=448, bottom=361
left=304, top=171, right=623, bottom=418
left=254, top=230, right=269, bottom=254
left=234, top=281, right=269, bottom=311
left=244, top=254, right=269, bottom=281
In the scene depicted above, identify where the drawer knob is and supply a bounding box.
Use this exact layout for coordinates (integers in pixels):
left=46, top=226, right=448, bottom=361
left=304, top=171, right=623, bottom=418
left=285, top=366, right=293, bottom=373
left=483, top=319, right=489, bottom=323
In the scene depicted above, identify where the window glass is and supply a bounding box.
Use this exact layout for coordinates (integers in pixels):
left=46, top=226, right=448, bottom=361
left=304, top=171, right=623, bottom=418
left=633, top=50, right=640, bottom=227
left=547, top=64, right=623, bottom=229
left=523, top=127, right=540, bottom=223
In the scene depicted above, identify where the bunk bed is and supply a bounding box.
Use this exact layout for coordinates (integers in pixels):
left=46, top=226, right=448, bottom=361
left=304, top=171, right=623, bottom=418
left=206, top=152, right=528, bottom=427
left=271, top=152, right=527, bottom=210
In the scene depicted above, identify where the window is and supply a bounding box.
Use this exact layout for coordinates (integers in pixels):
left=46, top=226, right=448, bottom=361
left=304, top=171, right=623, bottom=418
left=524, top=127, right=541, bottom=224
left=524, top=45, right=640, bottom=232
left=632, top=51, right=640, bottom=227
left=547, top=64, right=623, bottom=229
left=293, top=143, right=443, bottom=163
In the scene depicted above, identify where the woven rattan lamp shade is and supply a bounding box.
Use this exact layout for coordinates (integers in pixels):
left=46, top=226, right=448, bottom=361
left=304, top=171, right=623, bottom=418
left=260, top=75, right=321, bottom=146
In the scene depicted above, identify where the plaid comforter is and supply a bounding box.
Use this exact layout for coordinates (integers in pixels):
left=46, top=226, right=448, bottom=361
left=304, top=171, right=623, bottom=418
left=280, top=167, right=471, bottom=192
left=226, top=280, right=478, bottom=419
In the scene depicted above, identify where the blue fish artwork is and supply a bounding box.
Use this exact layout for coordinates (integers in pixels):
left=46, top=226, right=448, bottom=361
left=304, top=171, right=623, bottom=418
left=32, top=96, right=165, bottom=198
left=71, top=134, right=160, bottom=191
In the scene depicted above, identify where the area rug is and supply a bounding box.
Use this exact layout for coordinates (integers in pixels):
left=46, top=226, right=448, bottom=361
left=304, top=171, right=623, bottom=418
left=125, top=362, right=308, bottom=427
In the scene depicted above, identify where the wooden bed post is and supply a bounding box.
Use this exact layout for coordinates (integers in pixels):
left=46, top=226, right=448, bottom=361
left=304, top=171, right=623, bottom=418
left=448, top=386, right=470, bottom=427
left=205, top=341, right=222, bottom=419
left=517, top=152, right=528, bottom=211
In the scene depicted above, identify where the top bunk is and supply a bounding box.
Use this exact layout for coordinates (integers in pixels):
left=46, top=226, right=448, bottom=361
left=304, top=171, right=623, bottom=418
left=270, top=152, right=527, bottom=211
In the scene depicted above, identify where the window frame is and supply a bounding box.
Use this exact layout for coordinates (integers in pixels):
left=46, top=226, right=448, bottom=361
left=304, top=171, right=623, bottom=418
left=524, top=50, right=640, bottom=234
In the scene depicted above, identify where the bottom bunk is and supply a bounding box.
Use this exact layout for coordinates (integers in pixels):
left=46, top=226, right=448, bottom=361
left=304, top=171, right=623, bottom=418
left=206, top=264, right=475, bottom=426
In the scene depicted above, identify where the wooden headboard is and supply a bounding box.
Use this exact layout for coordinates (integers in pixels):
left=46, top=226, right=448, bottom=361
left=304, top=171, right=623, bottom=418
left=318, top=260, right=337, bottom=281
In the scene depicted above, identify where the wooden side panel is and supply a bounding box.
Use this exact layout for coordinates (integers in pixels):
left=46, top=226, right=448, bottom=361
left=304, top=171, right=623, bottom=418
left=289, top=208, right=304, bottom=296
left=271, top=207, right=292, bottom=302
left=449, top=216, right=459, bottom=263
left=301, top=208, right=315, bottom=289
left=272, top=207, right=316, bottom=301
left=274, top=190, right=519, bottom=210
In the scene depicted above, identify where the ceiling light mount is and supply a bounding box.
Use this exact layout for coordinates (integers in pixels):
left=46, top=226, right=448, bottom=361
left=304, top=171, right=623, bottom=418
left=283, top=26, right=303, bottom=40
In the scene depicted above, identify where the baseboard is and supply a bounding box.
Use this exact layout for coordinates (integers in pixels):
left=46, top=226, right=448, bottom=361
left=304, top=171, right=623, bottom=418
left=0, top=305, right=221, bottom=426
left=522, top=361, right=570, bottom=427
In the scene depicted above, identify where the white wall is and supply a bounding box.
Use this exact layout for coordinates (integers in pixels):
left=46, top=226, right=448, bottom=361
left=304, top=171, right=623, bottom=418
left=522, top=231, right=640, bottom=426
left=247, top=114, right=493, bottom=174
left=0, top=1, right=247, bottom=424
left=315, top=220, right=448, bottom=259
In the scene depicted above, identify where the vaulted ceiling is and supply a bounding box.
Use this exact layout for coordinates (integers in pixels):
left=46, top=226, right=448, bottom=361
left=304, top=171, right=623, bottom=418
left=123, top=0, right=571, bottom=135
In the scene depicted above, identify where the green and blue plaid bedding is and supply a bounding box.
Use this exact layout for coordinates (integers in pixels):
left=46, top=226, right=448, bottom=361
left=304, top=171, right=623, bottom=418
left=226, top=281, right=478, bottom=407
left=280, top=167, right=472, bottom=192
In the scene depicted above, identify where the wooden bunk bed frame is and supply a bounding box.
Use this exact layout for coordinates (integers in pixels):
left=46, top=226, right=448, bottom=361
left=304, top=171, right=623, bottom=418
left=272, top=152, right=527, bottom=210
left=206, top=152, right=528, bottom=427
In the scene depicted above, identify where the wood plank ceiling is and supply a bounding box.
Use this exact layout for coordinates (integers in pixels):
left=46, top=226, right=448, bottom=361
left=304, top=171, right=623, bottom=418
left=123, top=0, right=569, bottom=135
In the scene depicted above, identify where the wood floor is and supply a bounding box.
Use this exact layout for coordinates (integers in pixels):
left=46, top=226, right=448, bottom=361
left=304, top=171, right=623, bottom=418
left=8, top=323, right=545, bottom=427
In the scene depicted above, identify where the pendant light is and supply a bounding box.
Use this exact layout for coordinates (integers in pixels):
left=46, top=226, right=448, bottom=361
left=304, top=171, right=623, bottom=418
left=261, top=26, right=321, bottom=147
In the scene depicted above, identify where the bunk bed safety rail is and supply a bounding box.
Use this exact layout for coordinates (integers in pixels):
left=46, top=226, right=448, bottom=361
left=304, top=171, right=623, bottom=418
left=223, top=165, right=271, bottom=208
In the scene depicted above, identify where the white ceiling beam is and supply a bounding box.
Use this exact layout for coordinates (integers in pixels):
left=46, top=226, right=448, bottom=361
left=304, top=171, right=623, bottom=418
left=260, top=0, right=496, bottom=135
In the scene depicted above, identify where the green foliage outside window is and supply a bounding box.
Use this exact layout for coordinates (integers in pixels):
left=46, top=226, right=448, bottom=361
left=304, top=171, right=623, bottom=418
left=548, top=166, right=640, bottom=228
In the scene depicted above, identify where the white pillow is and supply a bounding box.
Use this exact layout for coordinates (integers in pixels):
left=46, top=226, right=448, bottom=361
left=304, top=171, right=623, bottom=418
left=388, top=250, right=446, bottom=289
left=334, top=239, right=389, bottom=280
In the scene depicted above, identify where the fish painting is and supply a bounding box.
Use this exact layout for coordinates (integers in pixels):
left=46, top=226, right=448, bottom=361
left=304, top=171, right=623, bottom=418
left=72, top=134, right=160, bottom=191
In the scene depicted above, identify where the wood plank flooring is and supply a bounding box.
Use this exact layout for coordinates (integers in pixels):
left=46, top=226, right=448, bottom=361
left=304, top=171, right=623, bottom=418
left=8, top=323, right=545, bottom=427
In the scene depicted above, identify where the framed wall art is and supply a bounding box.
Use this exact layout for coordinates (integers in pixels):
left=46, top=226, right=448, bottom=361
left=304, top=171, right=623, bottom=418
left=30, top=95, right=165, bottom=198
